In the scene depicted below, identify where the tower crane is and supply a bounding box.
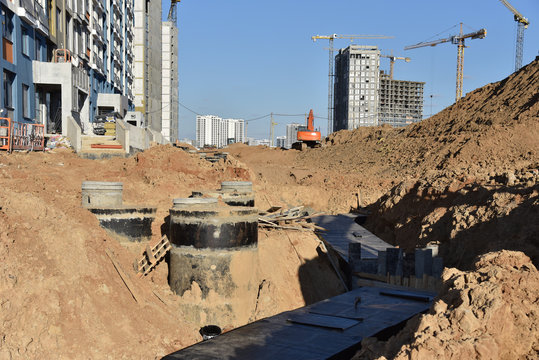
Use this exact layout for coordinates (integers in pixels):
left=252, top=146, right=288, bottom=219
left=380, top=54, right=411, bottom=79
left=168, top=0, right=180, bottom=23
left=405, top=23, right=486, bottom=102
left=312, top=34, right=393, bottom=134
left=498, top=0, right=530, bottom=71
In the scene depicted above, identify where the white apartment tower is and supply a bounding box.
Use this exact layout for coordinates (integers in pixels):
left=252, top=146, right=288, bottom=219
left=196, top=115, right=245, bottom=148
left=334, top=45, right=381, bottom=131
left=161, top=21, right=179, bottom=143
left=285, top=123, right=301, bottom=149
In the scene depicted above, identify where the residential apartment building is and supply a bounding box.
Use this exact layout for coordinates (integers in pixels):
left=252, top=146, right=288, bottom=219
left=196, top=115, right=245, bottom=148
left=334, top=45, right=381, bottom=131
left=275, top=136, right=286, bottom=148
left=133, top=0, right=161, bottom=132
left=285, top=123, right=301, bottom=149
left=333, top=45, right=425, bottom=131
left=1, top=0, right=48, bottom=124
left=0, top=0, right=134, bottom=135
left=161, top=20, right=178, bottom=143
left=379, top=72, right=424, bottom=127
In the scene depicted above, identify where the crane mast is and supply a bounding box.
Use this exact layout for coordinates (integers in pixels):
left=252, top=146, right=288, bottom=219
left=498, top=0, right=530, bottom=71
left=168, top=0, right=180, bottom=23
left=312, top=34, right=393, bottom=134
left=405, top=23, right=486, bottom=102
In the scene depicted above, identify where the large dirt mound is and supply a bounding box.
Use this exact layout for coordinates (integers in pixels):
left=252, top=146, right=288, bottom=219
left=354, top=250, right=539, bottom=359
left=228, top=60, right=538, bottom=216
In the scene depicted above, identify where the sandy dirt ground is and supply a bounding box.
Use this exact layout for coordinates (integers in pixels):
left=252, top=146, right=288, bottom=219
left=0, top=60, right=537, bottom=358
left=0, top=147, right=344, bottom=359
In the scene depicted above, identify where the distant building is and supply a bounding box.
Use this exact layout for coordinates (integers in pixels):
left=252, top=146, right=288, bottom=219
left=334, top=45, right=381, bottom=131
left=285, top=123, right=301, bottom=149
left=246, top=138, right=270, bottom=146
left=161, top=21, right=179, bottom=143
left=275, top=136, right=286, bottom=148
left=378, top=72, right=424, bottom=127
left=196, top=115, right=244, bottom=148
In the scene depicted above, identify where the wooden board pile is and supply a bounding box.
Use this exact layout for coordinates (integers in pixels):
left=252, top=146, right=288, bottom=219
left=258, top=206, right=326, bottom=232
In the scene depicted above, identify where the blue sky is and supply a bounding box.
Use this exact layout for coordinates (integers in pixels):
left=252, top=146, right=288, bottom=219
left=162, top=0, right=539, bottom=140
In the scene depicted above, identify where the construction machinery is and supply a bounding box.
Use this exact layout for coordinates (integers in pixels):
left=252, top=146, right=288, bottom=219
left=405, top=23, right=486, bottom=102
left=292, top=109, right=321, bottom=150
left=381, top=54, right=411, bottom=80
left=499, top=0, right=530, bottom=71
left=168, top=0, right=180, bottom=23
left=312, top=34, right=393, bottom=134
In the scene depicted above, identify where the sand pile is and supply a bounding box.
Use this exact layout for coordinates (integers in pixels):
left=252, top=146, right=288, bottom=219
left=353, top=250, right=539, bottom=359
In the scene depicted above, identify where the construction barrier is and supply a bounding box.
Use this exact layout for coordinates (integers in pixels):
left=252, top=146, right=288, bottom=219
left=0, top=117, right=11, bottom=151
left=11, top=121, right=45, bottom=151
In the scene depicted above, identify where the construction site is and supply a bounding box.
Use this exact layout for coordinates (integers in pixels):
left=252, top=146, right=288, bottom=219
left=0, top=53, right=537, bottom=358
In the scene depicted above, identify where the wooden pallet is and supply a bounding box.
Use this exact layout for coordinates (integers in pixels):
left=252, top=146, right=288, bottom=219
left=135, top=235, right=172, bottom=277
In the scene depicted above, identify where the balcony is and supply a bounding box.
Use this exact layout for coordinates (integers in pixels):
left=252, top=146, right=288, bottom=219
left=93, top=0, right=104, bottom=13
left=114, top=21, right=121, bottom=35
left=65, top=0, right=73, bottom=13
left=76, top=0, right=83, bottom=21
left=113, top=0, right=121, bottom=15
left=34, top=1, right=49, bottom=36
left=18, top=0, right=37, bottom=26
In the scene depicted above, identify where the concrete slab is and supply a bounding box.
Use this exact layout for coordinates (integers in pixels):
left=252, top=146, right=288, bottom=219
left=163, top=286, right=433, bottom=360
left=311, top=214, right=393, bottom=261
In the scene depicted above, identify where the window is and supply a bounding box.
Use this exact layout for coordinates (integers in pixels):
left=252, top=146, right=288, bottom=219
left=22, top=84, right=30, bottom=118
left=2, top=10, right=14, bottom=41
left=21, top=26, right=30, bottom=57
left=3, top=70, right=14, bottom=109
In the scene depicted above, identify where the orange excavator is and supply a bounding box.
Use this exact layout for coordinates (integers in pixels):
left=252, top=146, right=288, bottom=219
left=292, top=109, right=321, bottom=150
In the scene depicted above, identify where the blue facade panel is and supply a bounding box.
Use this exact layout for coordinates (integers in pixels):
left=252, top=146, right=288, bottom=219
left=0, top=6, right=37, bottom=124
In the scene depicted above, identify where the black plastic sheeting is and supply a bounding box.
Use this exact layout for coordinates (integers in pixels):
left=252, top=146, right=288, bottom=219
left=163, top=286, right=433, bottom=360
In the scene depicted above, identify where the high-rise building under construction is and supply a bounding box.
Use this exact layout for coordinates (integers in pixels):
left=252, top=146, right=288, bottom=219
left=333, top=45, right=424, bottom=131
left=334, top=45, right=381, bottom=131
left=379, top=73, right=424, bottom=127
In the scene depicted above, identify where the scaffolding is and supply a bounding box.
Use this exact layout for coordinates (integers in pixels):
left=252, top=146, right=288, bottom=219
left=378, top=73, right=424, bottom=127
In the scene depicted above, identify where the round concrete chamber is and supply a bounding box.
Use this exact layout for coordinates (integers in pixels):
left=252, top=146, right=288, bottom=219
left=81, top=181, right=123, bottom=208
left=168, top=198, right=259, bottom=327
left=88, top=206, right=157, bottom=242
left=190, top=181, right=255, bottom=208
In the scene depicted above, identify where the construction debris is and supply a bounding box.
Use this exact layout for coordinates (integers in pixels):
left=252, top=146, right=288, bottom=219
left=258, top=206, right=326, bottom=232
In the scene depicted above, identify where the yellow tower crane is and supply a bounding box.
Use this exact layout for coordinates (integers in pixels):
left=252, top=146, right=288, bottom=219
left=499, top=0, right=530, bottom=71
left=312, top=34, right=393, bottom=134
left=381, top=54, right=411, bottom=79
left=405, top=23, right=486, bottom=102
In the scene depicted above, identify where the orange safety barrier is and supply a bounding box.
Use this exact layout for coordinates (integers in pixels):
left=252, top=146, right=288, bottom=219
left=0, top=117, right=11, bottom=151
left=11, top=121, right=45, bottom=151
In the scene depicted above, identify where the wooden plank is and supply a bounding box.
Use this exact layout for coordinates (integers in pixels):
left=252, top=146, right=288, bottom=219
left=90, top=144, right=122, bottom=149
left=106, top=248, right=143, bottom=304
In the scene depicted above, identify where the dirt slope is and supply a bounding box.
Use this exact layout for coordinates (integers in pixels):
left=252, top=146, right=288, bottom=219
left=354, top=251, right=539, bottom=360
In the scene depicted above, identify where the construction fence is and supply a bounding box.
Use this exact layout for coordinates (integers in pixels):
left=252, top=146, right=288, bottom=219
left=0, top=118, right=45, bottom=152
